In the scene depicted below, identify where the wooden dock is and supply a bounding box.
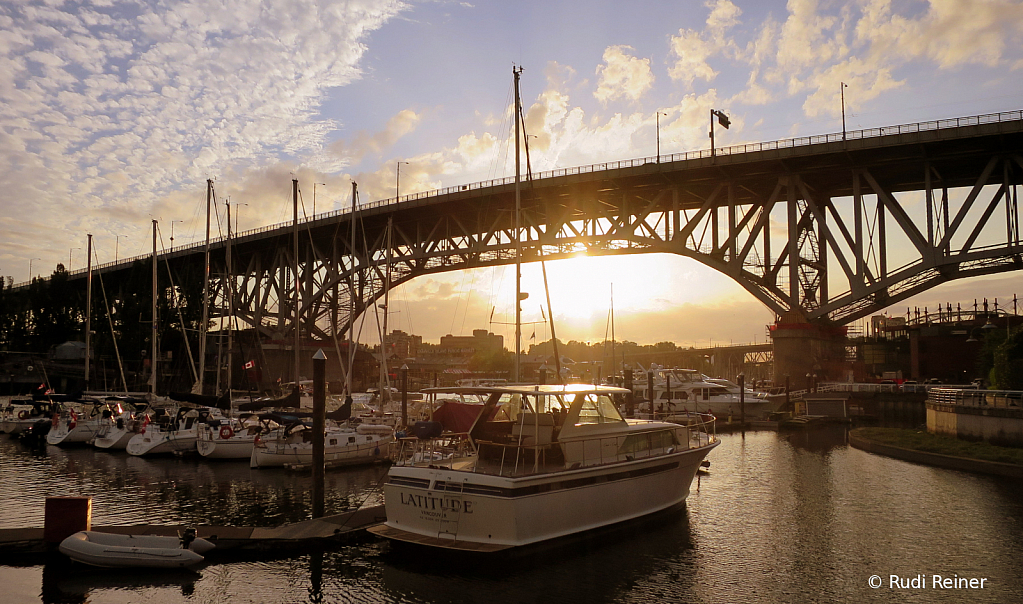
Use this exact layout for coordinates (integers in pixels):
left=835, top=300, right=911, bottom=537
left=0, top=504, right=387, bottom=559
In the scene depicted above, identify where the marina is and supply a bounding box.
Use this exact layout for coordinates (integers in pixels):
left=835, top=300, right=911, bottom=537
left=3, top=425, right=1022, bottom=602
left=3, top=3, right=1023, bottom=602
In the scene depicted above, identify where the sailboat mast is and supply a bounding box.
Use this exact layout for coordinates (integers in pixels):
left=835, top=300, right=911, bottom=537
left=380, top=216, right=393, bottom=402
left=151, top=219, right=158, bottom=395
left=293, top=178, right=301, bottom=388
left=610, top=283, right=616, bottom=381
left=348, top=181, right=358, bottom=395
left=199, top=178, right=213, bottom=393
left=513, top=65, right=523, bottom=384
left=226, top=200, right=233, bottom=401
left=84, top=233, right=92, bottom=391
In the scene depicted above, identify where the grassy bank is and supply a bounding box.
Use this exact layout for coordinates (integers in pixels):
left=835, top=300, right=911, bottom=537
left=852, top=427, right=1023, bottom=466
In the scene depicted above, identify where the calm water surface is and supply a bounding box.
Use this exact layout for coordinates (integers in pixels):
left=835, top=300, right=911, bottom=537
left=3, top=427, right=1022, bottom=603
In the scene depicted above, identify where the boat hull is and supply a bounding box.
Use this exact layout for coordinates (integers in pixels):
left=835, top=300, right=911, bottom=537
left=93, top=427, right=135, bottom=450
left=59, top=531, right=214, bottom=568
left=251, top=433, right=392, bottom=468
left=46, top=420, right=102, bottom=446
left=379, top=441, right=717, bottom=549
left=126, top=430, right=198, bottom=456
left=197, top=436, right=255, bottom=459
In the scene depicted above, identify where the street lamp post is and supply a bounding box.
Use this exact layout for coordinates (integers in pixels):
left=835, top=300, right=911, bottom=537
left=69, top=247, right=81, bottom=271
left=841, top=82, right=848, bottom=141
left=396, top=161, right=409, bottom=200
left=29, top=257, right=41, bottom=280
left=169, top=220, right=183, bottom=251
left=313, top=183, right=325, bottom=216
left=710, top=109, right=730, bottom=159
left=656, top=111, right=667, bottom=162
left=115, top=234, right=124, bottom=263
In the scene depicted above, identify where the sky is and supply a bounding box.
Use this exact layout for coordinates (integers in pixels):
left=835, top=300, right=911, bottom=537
left=2, top=0, right=1023, bottom=348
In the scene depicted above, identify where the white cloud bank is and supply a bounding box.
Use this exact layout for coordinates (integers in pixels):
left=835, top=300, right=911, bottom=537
left=0, top=0, right=403, bottom=273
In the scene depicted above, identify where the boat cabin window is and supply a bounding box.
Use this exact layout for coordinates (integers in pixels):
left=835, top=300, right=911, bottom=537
left=572, top=393, right=625, bottom=426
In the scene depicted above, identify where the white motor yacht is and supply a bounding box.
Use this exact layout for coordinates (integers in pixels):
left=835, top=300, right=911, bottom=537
left=636, top=367, right=783, bottom=420
left=369, top=384, right=718, bottom=552
left=250, top=411, right=393, bottom=469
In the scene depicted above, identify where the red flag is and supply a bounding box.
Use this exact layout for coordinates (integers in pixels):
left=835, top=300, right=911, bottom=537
left=243, top=360, right=255, bottom=370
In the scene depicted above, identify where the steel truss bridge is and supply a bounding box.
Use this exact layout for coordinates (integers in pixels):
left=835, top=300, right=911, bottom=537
left=43, top=110, right=1023, bottom=343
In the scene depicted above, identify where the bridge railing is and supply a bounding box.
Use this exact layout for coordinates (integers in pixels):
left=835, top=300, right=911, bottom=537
left=22, top=109, right=1023, bottom=289
left=928, top=387, right=1023, bottom=408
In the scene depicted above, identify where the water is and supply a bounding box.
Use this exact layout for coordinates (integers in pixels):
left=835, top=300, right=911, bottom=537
left=3, top=427, right=1022, bottom=603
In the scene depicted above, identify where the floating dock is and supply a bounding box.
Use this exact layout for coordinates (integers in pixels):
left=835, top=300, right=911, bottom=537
left=0, top=504, right=387, bottom=559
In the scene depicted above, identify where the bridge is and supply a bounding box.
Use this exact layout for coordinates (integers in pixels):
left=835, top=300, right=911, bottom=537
left=18, top=110, right=1023, bottom=383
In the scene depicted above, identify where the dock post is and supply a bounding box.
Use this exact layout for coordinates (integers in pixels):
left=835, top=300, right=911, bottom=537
left=739, top=372, right=745, bottom=436
left=624, top=368, right=633, bottom=418
left=44, top=496, right=91, bottom=544
left=647, top=371, right=654, bottom=420
left=401, top=364, right=409, bottom=429
left=312, top=349, right=326, bottom=519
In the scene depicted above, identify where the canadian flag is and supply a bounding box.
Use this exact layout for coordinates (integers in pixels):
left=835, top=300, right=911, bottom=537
left=243, top=360, right=255, bottom=370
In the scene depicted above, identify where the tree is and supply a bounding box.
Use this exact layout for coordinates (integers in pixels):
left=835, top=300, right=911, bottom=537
left=468, top=348, right=513, bottom=374
left=990, top=329, right=1023, bottom=390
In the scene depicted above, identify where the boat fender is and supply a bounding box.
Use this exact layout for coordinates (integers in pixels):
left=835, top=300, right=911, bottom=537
left=52, top=413, right=59, bottom=428
left=18, top=410, right=30, bottom=420
left=116, top=418, right=124, bottom=430
left=69, top=410, right=78, bottom=430
left=373, top=446, right=380, bottom=457
left=220, top=426, right=234, bottom=440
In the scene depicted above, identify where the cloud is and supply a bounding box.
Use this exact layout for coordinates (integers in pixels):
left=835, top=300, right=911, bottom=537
left=0, top=0, right=403, bottom=279
left=801, top=57, right=902, bottom=118
left=594, top=45, right=654, bottom=104
left=327, top=108, right=422, bottom=165
left=856, top=0, right=1023, bottom=69
left=668, top=0, right=742, bottom=87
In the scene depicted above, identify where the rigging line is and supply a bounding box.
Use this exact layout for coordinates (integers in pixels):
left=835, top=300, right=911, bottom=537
left=92, top=246, right=129, bottom=394
left=323, top=201, right=351, bottom=387
left=155, top=223, right=199, bottom=383
left=458, top=268, right=480, bottom=336
left=352, top=188, right=377, bottom=381
left=449, top=269, right=470, bottom=335
left=489, top=79, right=516, bottom=181
left=519, top=97, right=562, bottom=381
left=401, top=281, right=414, bottom=337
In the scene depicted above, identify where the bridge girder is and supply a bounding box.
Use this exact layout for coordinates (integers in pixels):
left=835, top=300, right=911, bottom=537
left=46, top=114, right=1023, bottom=346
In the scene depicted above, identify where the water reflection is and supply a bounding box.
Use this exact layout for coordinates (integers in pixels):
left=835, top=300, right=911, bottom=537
left=0, top=437, right=389, bottom=528
left=40, top=556, right=199, bottom=604
left=6, top=428, right=1023, bottom=603
left=377, top=508, right=695, bottom=604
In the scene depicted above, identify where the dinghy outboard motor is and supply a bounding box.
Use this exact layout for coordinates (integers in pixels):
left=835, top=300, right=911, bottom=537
left=179, top=528, right=197, bottom=550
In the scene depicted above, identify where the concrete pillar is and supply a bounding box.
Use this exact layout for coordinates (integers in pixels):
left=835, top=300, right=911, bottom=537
left=770, top=310, right=846, bottom=384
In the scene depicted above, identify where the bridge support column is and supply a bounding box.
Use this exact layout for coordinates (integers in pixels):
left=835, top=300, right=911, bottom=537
left=770, top=311, right=847, bottom=388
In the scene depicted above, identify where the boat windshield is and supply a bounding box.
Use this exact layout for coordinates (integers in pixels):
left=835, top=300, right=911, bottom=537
left=568, top=392, right=625, bottom=426
left=491, top=392, right=569, bottom=421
